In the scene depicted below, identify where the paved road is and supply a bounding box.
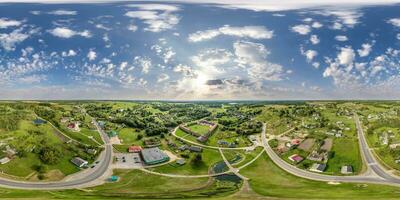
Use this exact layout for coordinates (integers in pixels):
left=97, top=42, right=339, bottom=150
left=0, top=119, right=113, bottom=189
left=261, top=119, right=400, bottom=186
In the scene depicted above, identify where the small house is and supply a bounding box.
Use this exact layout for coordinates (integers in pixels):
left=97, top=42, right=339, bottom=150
left=71, top=157, right=88, bottom=168
left=128, top=146, right=142, bottom=153
left=341, top=165, right=353, bottom=174
left=0, top=157, right=10, bottom=165
left=288, top=154, right=304, bottom=163
left=189, top=146, right=203, bottom=153
left=176, top=158, right=186, bottom=165
left=309, top=163, right=326, bottom=173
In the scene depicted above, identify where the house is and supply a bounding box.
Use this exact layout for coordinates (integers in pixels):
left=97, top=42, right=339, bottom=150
left=309, top=163, right=326, bottom=173
left=176, top=158, right=186, bottom=165
left=291, top=139, right=301, bottom=146
left=197, top=135, right=208, bottom=143
left=389, top=143, right=400, bottom=149
left=218, top=140, right=229, bottom=146
left=60, top=117, right=70, bottom=123
left=341, top=165, right=353, bottom=174
left=71, top=157, right=88, bottom=168
left=5, top=146, right=17, bottom=157
left=128, top=146, right=142, bottom=153
left=189, top=146, right=203, bottom=153
left=178, top=145, right=188, bottom=151
left=248, top=135, right=257, bottom=142
left=307, top=151, right=328, bottom=162
left=109, top=175, right=119, bottom=182
left=67, top=122, right=81, bottom=132
left=0, top=157, right=10, bottom=165
left=288, top=154, right=304, bottom=163
left=141, top=147, right=170, bottom=165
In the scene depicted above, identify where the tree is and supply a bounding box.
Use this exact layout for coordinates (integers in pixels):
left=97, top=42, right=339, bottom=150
left=39, top=146, right=63, bottom=165
left=191, top=153, right=203, bottom=166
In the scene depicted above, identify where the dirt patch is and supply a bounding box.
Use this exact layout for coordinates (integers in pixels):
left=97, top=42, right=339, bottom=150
left=298, top=138, right=315, bottom=152
left=321, top=138, right=333, bottom=151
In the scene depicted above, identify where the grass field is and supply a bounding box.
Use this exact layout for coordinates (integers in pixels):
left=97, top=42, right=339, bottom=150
left=241, top=154, right=400, bottom=199
left=152, top=148, right=224, bottom=175
left=117, top=128, right=143, bottom=145
left=326, top=138, right=363, bottom=174
left=188, top=124, right=211, bottom=135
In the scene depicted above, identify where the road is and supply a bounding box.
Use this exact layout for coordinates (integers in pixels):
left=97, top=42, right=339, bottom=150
left=0, top=118, right=113, bottom=189
left=261, top=118, right=400, bottom=186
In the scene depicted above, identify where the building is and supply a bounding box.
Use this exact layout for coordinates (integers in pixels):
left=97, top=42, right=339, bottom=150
left=128, top=146, right=142, bottom=153
left=178, top=145, right=188, bottom=151
left=309, top=163, right=326, bottom=173
left=141, top=147, right=170, bottom=165
left=71, top=157, right=88, bottom=168
left=0, top=157, right=10, bottom=165
left=67, top=122, right=81, bottom=132
left=341, top=165, right=353, bottom=174
left=176, top=158, right=186, bottom=165
left=189, top=146, right=203, bottom=153
left=288, top=154, right=304, bottom=163
left=197, top=135, right=208, bottom=143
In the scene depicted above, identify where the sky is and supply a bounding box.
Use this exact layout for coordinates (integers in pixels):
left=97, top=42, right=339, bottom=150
left=0, top=1, right=400, bottom=100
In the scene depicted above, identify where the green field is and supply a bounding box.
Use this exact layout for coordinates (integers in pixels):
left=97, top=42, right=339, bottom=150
left=188, top=124, right=211, bottom=135
left=241, top=154, right=400, bottom=199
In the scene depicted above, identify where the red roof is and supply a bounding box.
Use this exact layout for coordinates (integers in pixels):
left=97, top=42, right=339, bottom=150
left=291, top=139, right=301, bottom=145
left=67, top=123, right=75, bottom=128
left=128, top=146, right=142, bottom=152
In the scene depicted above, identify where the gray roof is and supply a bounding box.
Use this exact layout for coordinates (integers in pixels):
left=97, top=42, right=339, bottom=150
left=189, top=146, right=202, bottom=152
left=341, top=165, right=353, bottom=173
left=71, top=157, right=88, bottom=167
left=141, top=147, right=169, bottom=164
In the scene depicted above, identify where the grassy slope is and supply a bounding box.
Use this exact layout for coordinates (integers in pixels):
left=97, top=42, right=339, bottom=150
left=241, top=154, right=400, bottom=199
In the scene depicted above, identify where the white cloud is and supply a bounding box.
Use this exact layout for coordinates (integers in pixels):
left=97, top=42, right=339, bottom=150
left=134, top=56, right=152, bottom=74
left=127, top=24, right=138, bottom=32
left=0, top=18, right=22, bottom=29
left=303, top=49, right=318, bottom=62
left=48, top=10, right=77, bottom=15
left=397, top=33, right=400, bottom=40
left=387, top=18, right=400, bottom=27
left=188, top=25, right=273, bottom=42
left=337, top=46, right=355, bottom=66
left=0, top=28, right=30, bottom=51
left=62, top=49, right=77, bottom=57
left=151, top=38, right=176, bottom=64
left=311, top=21, right=323, bottom=28
left=49, top=27, right=92, bottom=38
left=18, top=74, right=47, bottom=84
left=191, top=48, right=232, bottom=75
left=332, top=22, right=343, bottom=30
left=125, top=4, right=180, bottom=32
left=87, top=50, right=97, bottom=61
left=314, top=9, right=362, bottom=28
left=357, top=43, right=372, bottom=57
left=310, top=35, right=320, bottom=44
left=335, top=35, right=348, bottom=41
left=126, top=4, right=180, bottom=12
left=233, top=40, right=285, bottom=81
left=291, top=24, right=311, bottom=35
left=157, top=73, right=170, bottom=82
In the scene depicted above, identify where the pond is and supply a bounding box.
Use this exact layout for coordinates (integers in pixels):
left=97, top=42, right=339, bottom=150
left=212, top=161, right=242, bottom=185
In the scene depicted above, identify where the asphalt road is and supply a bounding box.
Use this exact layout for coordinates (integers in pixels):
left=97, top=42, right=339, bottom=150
left=0, top=119, right=112, bottom=189
left=261, top=118, right=400, bottom=186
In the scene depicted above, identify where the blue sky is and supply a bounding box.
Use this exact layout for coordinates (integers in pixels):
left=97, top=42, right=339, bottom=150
left=0, top=1, right=400, bottom=100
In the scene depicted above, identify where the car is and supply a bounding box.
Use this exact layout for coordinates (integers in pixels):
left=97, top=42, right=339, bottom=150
left=91, top=165, right=95, bottom=168
left=122, top=160, right=126, bottom=163
left=95, top=161, right=100, bottom=164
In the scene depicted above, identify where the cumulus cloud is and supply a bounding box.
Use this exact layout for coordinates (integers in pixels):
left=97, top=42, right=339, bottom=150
left=302, top=49, right=318, bottom=62
left=0, top=18, right=22, bottom=29
left=311, top=21, right=323, bottom=28
left=191, top=48, right=232, bottom=75
left=18, top=74, right=47, bottom=84
left=291, top=24, right=311, bottom=35
left=87, top=50, right=97, bottom=61
left=134, top=56, right=152, bottom=74
left=0, top=28, right=30, bottom=51
left=357, top=43, right=372, bottom=57
left=127, top=24, right=138, bottom=32
left=337, top=46, right=355, bottom=66
left=335, top=35, right=348, bottom=41
left=188, top=25, right=273, bottom=42
left=310, top=34, right=320, bottom=44
left=125, top=4, right=180, bottom=32
left=62, top=49, right=77, bottom=57
left=49, top=27, right=91, bottom=38
left=151, top=38, right=176, bottom=63
left=387, top=18, right=400, bottom=27
left=233, top=40, right=285, bottom=81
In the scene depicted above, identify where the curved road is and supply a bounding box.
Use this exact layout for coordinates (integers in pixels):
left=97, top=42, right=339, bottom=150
left=0, top=119, right=113, bottom=189
left=261, top=115, right=400, bottom=186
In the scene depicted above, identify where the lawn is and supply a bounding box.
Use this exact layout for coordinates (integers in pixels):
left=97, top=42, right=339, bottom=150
left=326, top=138, right=363, bottom=175
left=241, top=154, right=400, bottom=199
left=117, top=128, right=143, bottom=145
left=188, top=124, right=211, bottom=135
left=152, top=148, right=224, bottom=175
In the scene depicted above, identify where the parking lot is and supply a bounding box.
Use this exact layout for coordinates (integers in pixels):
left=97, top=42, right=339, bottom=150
left=113, top=153, right=143, bottom=169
